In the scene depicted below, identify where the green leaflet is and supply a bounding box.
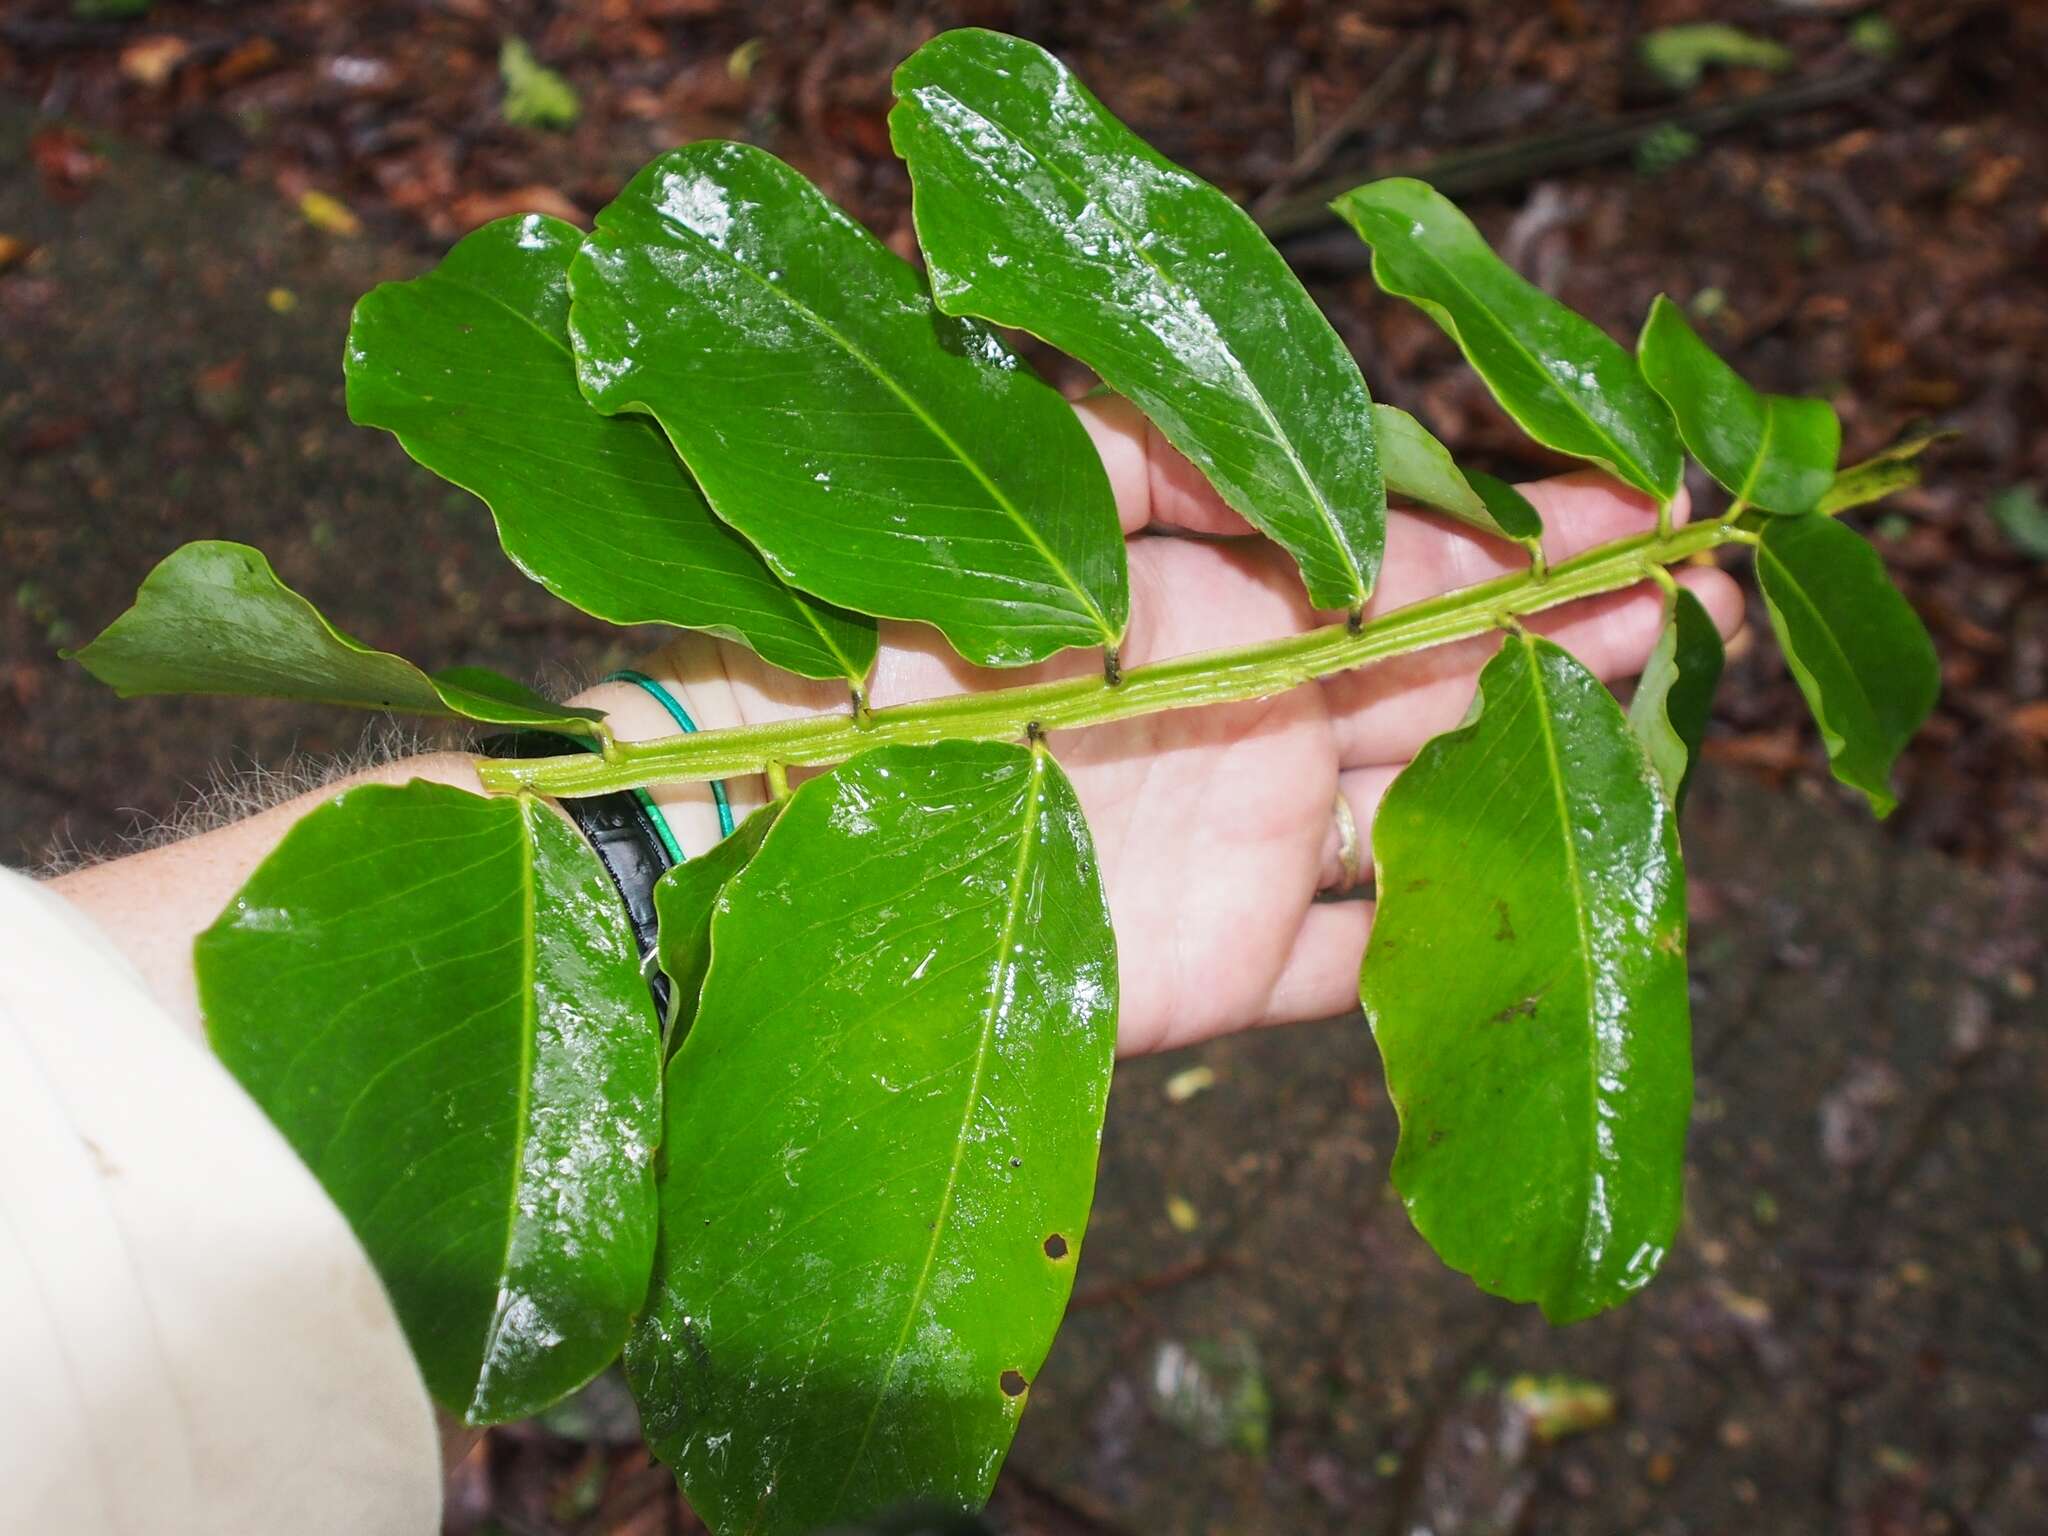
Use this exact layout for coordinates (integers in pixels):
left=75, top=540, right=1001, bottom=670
left=1375, top=404, right=1486, bottom=524
left=649, top=801, right=780, bottom=1053
left=1360, top=632, right=1692, bottom=1324
left=67, top=540, right=604, bottom=737
left=571, top=142, right=1127, bottom=670
left=196, top=781, right=661, bottom=1423
left=1755, top=514, right=1938, bottom=817
left=1465, top=470, right=1548, bottom=553
left=345, top=214, right=876, bottom=686
left=1335, top=177, right=1684, bottom=503
left=1818, top=431, right=1951, bottom=517
left=628, top=741, right=1117, bottom=1533
left=891, top=28, right=1386, bottom=613
left=1628, top=586, right=1725, bottom=811
left=1638, top=295, right=1839, bottom=516
left=1372, top=404, right=1543, bottom=559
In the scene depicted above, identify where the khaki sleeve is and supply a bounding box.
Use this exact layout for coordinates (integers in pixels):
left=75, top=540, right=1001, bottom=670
left=0, top=868, right=441, bottom=1536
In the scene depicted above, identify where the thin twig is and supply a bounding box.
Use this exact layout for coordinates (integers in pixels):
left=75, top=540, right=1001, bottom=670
left=1250, top=34, right=1433, bottom=218
left=1257, top=58, right=1893, bottom=240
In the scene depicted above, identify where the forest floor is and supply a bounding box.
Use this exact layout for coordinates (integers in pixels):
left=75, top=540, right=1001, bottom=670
left=2, top=3, right=2044, bottom=1533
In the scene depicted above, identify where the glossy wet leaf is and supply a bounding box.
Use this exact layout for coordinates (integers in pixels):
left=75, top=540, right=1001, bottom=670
left=195, top=781, right=661, bottom=1422
left=1335, top=177, right=1683, bottom=502
left=649, top=802, right=780, bottom=1053
left=571, top=142, right=1126, bottom=669
left=1375, top=404, right=1486, bottom=524
left=628, top=741, right=1116, bottom=1533
left=1755, top=514, right=1938, bottom=817
left=1637, top=295, right=1839, bottom=516
left=68, top=540, right=604, bottom=736
left=1360, top=633, right=1691, bottom=1324
left=892, top=28, right=1386, bottom=612
left=1628, top=586, right=1724, bottom=812
left=1817, top=431, right=1951, bottom=516
left=346, top=214, right=876, bottom=685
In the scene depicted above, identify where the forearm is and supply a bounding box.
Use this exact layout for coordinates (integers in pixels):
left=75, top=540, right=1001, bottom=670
left=47, top=641, right=768, bottom=1038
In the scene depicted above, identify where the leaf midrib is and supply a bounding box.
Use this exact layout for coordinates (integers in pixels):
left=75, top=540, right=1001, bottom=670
left=830, top=746, right=1050, bottom=1511
left=1519, top=636, right=1607, bottom=1303
left=1758, top=540, right=1887, bottom=751
left=910, top=80, right=1370, bottom=604
left=1367, top=204, right=1668, bottom=500
left=466, top=798, right=542, bottom=1421
left=622, top=201, right=1119, bottom=647
left=424, top=268, right=873, bottom=685
left=1733, top=393, right=1778, bottom=508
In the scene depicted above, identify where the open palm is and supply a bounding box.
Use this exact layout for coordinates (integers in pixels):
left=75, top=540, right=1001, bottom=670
left=707, top=397, right=1742, bottom=1056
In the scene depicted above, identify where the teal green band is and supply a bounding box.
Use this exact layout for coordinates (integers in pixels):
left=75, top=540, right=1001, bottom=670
left=604, top=669, right=736, bottom=839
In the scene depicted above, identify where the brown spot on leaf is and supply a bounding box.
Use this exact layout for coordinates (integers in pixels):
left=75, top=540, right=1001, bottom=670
left=1044, top=1233, right=1069, bottom=1260
left=1000, top=1370, right=1029, bottom=1398
left=1494, top=900, right=1516, bottom=942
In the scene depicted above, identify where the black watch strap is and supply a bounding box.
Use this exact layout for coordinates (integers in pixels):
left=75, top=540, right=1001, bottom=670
left=479, top=732, right=674, bottom=1021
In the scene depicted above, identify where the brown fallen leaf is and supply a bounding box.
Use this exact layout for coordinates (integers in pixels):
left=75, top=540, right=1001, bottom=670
left=2007, top=701, right=2048, bottom=743
left=29, top=127, right=107, bottom=203
left=213, top=36, right=281, bottom=88
left=119, top=35, right=191, bottom=90
left=1702, top=729, right=1809, bottom=773
left=449, top=184, right=587, bottom=231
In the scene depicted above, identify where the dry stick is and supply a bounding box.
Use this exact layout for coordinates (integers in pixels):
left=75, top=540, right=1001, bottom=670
left=1248, top=34, right=1434, bottom=220
left=1254, top=58, right=1892, bottom=241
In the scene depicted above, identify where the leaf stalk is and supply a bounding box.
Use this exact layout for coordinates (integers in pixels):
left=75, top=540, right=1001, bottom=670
left=477, top=519, right=1747, bottom=798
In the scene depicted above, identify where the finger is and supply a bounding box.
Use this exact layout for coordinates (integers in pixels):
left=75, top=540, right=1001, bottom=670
left=1367, top=471, right=1692, bottom=617
left=1074, top=393, right=1259, bottom=538
left=1316, top=765, right=1401, bottom=891
left=1256, top=900, right=1375, bottom=1029
left=1324, top=566, right=1744, bottom=768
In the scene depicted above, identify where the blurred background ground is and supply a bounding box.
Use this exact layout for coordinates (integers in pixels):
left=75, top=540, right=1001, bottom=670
left=1, top=2, right=2044, bottom=1533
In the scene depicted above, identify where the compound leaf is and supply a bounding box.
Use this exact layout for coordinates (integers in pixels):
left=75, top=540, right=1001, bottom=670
left=68, top=540, right=604, bottom=737
left=629, top=740, right=1117, bottom=1533
left=571, top=142, right=1127, bottom=669
left=346, top=213, right=876, bottom=686
left=650, top=801, right=781, bottom=1053
left=1335, top=177, right=1683, bottom=503
left=1638, top=295, right=1839, bottom=516
left=196, top=781, right=661, bottom=1423
left=1628, top=586, right=1725, bottom=811
left=1360, top=632, right=1692, bottom=1324
left=1755, top=514, right=1938, bottom=816
left=892, top=28, right=1386, bottom=613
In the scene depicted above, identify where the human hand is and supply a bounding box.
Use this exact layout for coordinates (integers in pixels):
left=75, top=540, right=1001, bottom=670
left=643, top=396, right=1743, bottom=1058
